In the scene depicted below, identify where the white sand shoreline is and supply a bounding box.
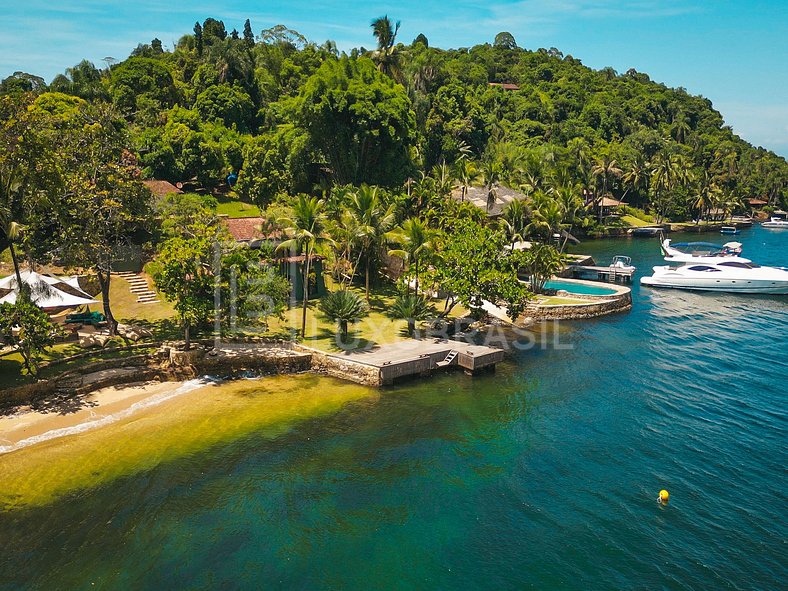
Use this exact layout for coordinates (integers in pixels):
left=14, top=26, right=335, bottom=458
left=0, top=378, right=218, bottom=454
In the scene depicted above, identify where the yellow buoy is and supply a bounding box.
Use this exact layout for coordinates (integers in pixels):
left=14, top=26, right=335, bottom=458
left=658, top=489, right=670, bottom=505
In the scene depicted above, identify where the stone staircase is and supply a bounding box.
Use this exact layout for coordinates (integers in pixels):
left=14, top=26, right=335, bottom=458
left=116, top=271, right=160, bottom=304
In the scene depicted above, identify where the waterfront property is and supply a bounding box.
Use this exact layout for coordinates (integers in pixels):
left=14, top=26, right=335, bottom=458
left=302, top=339, right=505, bottom=386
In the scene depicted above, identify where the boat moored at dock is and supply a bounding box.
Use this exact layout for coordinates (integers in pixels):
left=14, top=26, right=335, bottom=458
left=762, top=217, right=788, bottom=229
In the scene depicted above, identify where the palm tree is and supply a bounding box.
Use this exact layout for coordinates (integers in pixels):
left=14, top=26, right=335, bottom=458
left=649, top=150, right=693, bottom=223
left=370, top=16, right=404, bottom=84
left=671, top=111, right=691, bottom=144
left=481, top=159, right=502, bottom=213
left=692, top=171, right=717, bottom=223
left=501, top=199, right=530, bottom=249
left=387, top=218, right=434, bottom=295
left=389, top=294, right=435, bottom=337
left=277, top=195, right=333, bottom=338
left=454, top=159, right=479, bottom=203
left=319, top=289, right=369, bottom=342
left=347, top=185, right=397, bottom=302
left=0, top=203, right=24, bottom=292
left=327, top=209, right=360, bottom=285
left=621, top=158, right=648, bottom=202
left=431, top=162, right=454, bottom=197
left=591, top=156, right=623, bottom=223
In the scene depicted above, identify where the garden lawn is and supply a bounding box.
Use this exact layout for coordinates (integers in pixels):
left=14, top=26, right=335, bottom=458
left=215, top=195, right=261, bottom=218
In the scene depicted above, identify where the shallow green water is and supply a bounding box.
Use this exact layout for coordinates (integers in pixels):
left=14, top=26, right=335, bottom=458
left=1, top=226, right=786, bottom=590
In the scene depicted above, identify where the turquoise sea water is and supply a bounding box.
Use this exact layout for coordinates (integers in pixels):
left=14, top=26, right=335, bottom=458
left=543, top=279, right=618, bottom=295
left=1, top=226, right=786, bottom=590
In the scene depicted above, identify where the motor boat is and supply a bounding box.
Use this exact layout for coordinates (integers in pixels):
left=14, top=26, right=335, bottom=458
left=720, top=226, right=740, bottom=235
left=641, top=261, right=788, bottom=294
left=642, top=239, right=788, bottom=294
left=610, top=255, right=636, bottom=273
left=660, top=239, right=745, bottom=263
left=762, top=217, right=788, bottom=229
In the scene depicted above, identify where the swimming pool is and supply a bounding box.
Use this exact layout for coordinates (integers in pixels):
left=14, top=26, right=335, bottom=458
left=543, top=279, right=618, bottom=296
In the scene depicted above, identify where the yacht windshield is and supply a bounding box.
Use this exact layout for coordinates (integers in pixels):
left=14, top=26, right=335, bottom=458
left=718, top=261, right=759, bottom=269
left=687, top=265, right=721, bottom=272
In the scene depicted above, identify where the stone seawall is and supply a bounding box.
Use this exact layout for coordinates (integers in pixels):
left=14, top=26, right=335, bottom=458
left=525, top=290, right=632, bottom=321
left=1, top=341, right=313, bottom=412
left=294, top=345, right=381, bottom=387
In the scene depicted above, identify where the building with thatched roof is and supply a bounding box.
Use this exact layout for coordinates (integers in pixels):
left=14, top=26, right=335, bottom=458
left=451, top=185, right=530, bottom=217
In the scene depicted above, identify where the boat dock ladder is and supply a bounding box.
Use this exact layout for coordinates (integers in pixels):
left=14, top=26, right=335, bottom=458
left=435, top=350, right=458, bottom=368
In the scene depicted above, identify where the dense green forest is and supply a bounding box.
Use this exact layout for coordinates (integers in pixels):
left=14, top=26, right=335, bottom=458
left=3, top=17, right=787, bottom=216
left=2, top=16, right=788, bottom=351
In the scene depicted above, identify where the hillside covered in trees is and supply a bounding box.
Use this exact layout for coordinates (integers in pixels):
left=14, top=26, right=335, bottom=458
left=3, top=16, right=786, bottom=222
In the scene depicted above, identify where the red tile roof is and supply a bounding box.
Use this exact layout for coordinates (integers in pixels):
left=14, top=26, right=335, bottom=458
left=223, top=217, right=282, bottom=242
left=488, top=82, right=520, bottom=91
left=142, top=179, right=182, bottom=198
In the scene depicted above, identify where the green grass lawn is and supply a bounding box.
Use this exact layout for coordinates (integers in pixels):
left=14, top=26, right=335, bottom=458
left=215, top=194, right=261, bottom=218
left=534, top=295, right=594, bottom=305
left=0, top=270, right=470, bottom=388
left=0, top=273, right=177, bottom=390
left=621, top=215, right=653, bottom=227
left=267, top=282, right=469, bottom=353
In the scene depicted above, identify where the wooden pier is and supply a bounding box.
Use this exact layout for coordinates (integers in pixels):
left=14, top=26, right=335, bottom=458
left=318, top=339, right=505, bottom=386
left=568, top=265, right=635, bottom=283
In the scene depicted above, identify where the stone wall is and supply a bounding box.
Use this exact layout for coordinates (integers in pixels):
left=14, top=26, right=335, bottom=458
left=295, top=345, right=381, bottom=387
left=523, top=290, right=632, bottom=321
left=1, top=341, right=312, bottom=412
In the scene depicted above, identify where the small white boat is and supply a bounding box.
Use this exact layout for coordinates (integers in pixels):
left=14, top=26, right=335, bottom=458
left=610, top=255, right=636, bottom=273
left=762, top=217, right=788, bottom=229
left=720, top=226, right=740, bottom=235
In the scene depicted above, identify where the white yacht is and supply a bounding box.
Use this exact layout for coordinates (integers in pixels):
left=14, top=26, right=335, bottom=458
left=641, top=239, right=788, bottom=294
left=660, top=239, right=745, bottom=263
left=762, top=217, right=788, bottom=229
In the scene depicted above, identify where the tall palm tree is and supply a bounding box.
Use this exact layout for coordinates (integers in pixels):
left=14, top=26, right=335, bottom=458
left=277, top=195, right=333, bottom=338
left=591, top=156, right=623, bottom=223
left=622, top=158, right=648, bottom=202
left=454, top=159, right=479, bottom=203
left=347, top=185, right=397, bottom=302
left=370, top=16, right=404, bottom=84
left=431, top=162, right=454, bottom=198
left=692, top=171, right=717, bottom=223
left=481, top=159, right=502, bottom=213
left=387, top=218, right=434, bottom=295
left=649, top=150, right=694, bottom=223
left=671, top=111, right=691, bottom=144
left=0, top=202, right=24, bottom=292
left=501, top=199, right=531, bottom=250
left=526, top=192, right=566, bottom=246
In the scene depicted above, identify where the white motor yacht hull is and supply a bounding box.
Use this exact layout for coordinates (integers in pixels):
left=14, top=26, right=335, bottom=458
left=641, top=266, right=788, bottom=294
left=762, top=221, right=788, bottom=229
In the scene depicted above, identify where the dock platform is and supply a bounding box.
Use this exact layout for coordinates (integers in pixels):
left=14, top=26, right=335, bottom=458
left=568, top=265, right=635, bottom=282
left=321, top=339, right=505, bottom=386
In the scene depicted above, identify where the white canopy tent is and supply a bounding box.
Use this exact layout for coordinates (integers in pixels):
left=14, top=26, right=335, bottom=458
left=0, top=270, right=98, bottom=309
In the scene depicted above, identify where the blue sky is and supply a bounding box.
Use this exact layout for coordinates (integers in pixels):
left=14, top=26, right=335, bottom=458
left=2, top=0, right=787, bottom=156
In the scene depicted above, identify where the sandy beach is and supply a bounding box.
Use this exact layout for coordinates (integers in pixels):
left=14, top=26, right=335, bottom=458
left=0, top=379, right=213, bottom=454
